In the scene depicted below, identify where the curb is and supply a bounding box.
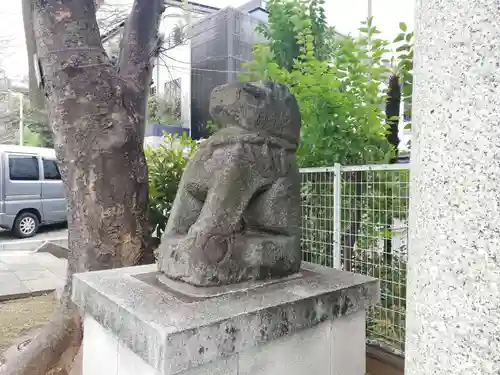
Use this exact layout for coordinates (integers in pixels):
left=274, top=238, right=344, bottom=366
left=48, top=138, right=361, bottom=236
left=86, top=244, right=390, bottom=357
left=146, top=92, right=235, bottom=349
left=0, top=237, right=68, bottom=252
left=0, top=289, right=57, bottom=303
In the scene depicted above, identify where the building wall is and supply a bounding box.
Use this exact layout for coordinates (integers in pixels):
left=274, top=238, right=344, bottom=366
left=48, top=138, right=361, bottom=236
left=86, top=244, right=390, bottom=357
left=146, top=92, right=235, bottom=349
left=148, top=0, right=415, bottom=146
left=99, top=3, right=209, bottom=141
left=248, top=8, right=268, bottom=22
left=102, top=35, right=121, bottom=60
left=153, top=8, right=209, bottom=134
left=155, top=41, right=192, bottom=130
left=189, top=7, right=266, bottom=139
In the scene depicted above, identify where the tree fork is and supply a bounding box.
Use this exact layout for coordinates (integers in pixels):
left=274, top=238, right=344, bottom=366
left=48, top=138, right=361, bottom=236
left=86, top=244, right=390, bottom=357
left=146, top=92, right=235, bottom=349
left=1, top=1, right=165, bottom=374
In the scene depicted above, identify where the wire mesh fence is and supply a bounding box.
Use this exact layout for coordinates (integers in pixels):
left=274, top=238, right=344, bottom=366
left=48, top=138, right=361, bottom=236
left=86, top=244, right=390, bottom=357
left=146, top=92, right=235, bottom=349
left=300, top=164, right=410, bottom=356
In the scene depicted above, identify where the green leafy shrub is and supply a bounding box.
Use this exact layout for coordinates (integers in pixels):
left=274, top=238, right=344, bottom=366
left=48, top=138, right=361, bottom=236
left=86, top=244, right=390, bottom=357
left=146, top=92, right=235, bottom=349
left=145, top=132, right=198, bottom=240
left=242, top=1, right=395, bottom=167
left=241, top=0, right=413, bottom=354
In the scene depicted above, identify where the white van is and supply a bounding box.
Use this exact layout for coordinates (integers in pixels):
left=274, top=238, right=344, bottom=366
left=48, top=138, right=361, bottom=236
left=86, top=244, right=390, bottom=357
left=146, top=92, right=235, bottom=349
left=0, top=145, right=67, bottom=238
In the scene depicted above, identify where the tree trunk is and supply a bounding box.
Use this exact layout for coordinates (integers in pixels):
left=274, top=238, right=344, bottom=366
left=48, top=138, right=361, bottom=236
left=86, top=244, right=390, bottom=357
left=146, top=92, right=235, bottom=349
left=1, top=1, right=164, bottom=374
left=383, top=74, right=402, bottom=265
left=22, top=0, right=44, bottom=109
left=386, top=75, right=401, bottom=162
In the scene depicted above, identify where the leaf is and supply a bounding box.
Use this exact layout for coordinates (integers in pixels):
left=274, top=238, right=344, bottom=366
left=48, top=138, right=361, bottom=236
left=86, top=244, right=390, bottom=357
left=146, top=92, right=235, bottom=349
left=399, top=22, right=407, bottom=32
left=402, top=84, right=413, bottom=97
left=393, top=33, right=405, bottom=43
left=147, top=134, right=198, bottom=238
left=396, top=45, right=411, bottom=52
left=245, top=0, right=400, bottom=175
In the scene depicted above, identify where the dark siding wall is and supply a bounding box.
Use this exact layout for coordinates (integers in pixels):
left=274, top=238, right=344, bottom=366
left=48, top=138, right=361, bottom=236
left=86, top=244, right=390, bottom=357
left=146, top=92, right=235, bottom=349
left=190, top=7, right=266, bottom=139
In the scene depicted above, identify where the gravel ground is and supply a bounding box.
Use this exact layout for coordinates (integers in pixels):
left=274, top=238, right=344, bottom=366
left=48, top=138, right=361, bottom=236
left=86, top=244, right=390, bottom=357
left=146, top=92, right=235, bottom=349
left=0, top=294, right=58, bottom=363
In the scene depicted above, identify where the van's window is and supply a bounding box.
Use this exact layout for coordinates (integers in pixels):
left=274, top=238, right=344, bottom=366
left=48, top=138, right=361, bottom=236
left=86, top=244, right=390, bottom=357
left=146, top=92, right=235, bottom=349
left=43, top=159, right=61, bottom=180
left=9, top=155, right=40, bottom=181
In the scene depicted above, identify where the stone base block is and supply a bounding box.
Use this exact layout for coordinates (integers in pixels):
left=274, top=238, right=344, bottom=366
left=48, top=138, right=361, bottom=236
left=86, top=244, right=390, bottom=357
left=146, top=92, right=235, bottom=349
left=72, top=263, right=379, bottom=375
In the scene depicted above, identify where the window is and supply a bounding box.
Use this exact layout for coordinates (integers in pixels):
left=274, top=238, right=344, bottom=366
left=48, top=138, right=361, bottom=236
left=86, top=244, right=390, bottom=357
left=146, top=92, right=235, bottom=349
left=9, top=155, right=39, bottom=181
left=164, top=79, right=182, bottom=119
left=164, top=79, right=181, bottom=103
left=43, top=159, right=61, bottom=180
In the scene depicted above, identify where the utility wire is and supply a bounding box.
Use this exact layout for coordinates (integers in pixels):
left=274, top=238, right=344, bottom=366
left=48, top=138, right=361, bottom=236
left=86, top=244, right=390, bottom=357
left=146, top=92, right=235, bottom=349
left=157, top=54, right=249, bottom=74
left=158, top=55, right=182, bottom=89
left=160, top=12, right=235, bottom=51
left=158, top=63, right=244, bottom=74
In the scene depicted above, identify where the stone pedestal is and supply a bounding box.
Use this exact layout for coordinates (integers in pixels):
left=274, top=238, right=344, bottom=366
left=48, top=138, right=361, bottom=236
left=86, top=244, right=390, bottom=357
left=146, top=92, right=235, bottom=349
left=72, top=263, right=379, bottom=375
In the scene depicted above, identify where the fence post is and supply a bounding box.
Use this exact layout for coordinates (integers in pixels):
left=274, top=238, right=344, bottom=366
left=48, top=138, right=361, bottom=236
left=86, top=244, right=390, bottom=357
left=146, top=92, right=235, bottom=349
left=333, top=163, right=342, bottom=269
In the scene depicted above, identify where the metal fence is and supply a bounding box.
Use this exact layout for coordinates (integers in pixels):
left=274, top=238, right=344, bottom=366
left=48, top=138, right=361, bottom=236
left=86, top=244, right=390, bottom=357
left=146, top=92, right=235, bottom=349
left=300, top=163, right=410, bottom=356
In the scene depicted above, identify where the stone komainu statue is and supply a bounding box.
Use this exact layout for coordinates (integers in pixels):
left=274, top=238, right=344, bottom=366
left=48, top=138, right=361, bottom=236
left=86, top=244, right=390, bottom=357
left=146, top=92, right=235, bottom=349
left=157, top=81, right=302, bottom=286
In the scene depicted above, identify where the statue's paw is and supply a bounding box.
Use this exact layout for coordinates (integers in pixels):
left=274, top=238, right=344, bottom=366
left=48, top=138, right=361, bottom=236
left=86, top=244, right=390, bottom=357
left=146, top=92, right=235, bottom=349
left=200, top=234, right=229, bottom=264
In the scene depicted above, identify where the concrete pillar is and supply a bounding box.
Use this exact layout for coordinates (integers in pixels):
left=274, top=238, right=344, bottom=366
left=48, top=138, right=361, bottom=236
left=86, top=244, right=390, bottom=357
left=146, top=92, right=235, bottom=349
left=406, top=1, right=500, bottom=374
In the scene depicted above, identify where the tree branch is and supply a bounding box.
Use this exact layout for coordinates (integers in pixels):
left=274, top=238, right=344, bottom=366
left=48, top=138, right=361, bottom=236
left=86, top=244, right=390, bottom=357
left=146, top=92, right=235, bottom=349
left=118, top=0, right=166, bottom=141
left=33, top=0, right=109, bottom=95
left=22, top=0, right=45, bottom=109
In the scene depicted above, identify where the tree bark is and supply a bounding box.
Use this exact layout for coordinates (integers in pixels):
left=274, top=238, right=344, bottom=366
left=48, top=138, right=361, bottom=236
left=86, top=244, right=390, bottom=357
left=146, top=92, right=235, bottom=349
left=118, top=0, right=164, bottom=142
left=0, top=307, right=81, bottom=375
left=1, top=1, right=164, bottom=374
left=385, top=74, right=401, bottom=161
left=22, top=0, right=44, bottom=109
left=32, top=0, right=151, bottom=296
left=383, top=74, right=402, bottom=264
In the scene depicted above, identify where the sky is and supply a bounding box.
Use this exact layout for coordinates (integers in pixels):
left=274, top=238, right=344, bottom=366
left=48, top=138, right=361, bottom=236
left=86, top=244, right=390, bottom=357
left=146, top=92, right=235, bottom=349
left=0, top=0, right=414, bottom=83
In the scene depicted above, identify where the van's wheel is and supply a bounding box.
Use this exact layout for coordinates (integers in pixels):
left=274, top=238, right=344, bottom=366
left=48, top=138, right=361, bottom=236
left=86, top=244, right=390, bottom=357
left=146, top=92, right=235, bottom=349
left=13, top=212, right=39, bottom=238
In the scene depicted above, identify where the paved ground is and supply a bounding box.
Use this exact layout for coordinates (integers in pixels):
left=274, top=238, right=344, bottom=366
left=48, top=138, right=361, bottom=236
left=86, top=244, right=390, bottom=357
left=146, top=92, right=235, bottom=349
left=0, top=252, right=67, bottom=301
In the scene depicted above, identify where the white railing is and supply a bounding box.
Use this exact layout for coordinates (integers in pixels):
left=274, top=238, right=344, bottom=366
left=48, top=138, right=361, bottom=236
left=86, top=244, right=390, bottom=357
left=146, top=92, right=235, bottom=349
left=300, top=163, right=410, bottom=356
